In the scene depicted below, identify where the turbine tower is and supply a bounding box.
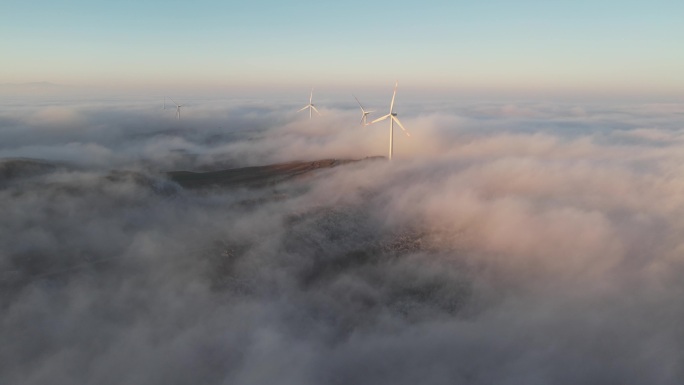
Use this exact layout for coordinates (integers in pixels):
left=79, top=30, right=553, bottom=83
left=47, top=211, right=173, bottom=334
left=370, top=81, right=410, bottom=160
left=298, top=88, right=321, bottom=119
left=169, top=97, right=183, bottom=120
left=353, top=94, right=374, bottom=126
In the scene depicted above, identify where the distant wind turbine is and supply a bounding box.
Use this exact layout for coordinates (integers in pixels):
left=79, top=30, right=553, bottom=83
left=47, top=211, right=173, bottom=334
left=369, top=81, right=410, bottom=160
left=169, top=97, right=183, bottom=120
left=163, top=96, right=166, bottom=110
left=298, top=88, right=321, bottom=119
left=353, top=94, right=374, bottom=126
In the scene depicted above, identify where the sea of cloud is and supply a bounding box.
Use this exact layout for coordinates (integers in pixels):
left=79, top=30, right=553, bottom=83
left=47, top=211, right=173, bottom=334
left=1, top=95, right=684, bottom=384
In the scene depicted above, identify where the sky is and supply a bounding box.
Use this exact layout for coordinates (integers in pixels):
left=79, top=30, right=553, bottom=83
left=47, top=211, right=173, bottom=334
left=2, top=0, right=683, bottom=97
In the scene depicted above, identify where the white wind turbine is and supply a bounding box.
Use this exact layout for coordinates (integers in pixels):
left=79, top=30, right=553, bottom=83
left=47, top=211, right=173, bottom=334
left=369, top=81, right=410, bottom=160
left=298, top=88, right=321, bottom=119
left=353, top=94, right=374, bottom=126
left=169, top=97, right=183, bottom=120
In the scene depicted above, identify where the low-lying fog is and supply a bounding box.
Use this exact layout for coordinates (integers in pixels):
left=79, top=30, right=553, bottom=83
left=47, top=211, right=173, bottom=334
left=2, top=96, right=684, bottom=384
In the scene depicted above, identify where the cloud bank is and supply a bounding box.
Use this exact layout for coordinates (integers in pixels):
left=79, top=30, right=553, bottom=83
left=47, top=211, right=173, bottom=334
left=1, top=97, right=684, bottom=384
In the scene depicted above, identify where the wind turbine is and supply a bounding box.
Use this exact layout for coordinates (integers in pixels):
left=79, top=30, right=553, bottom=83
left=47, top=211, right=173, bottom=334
left=169, top=97, right=183, bottom=120
left=353, top=94, right=374, bottom=126
left=163, top=96, right=166, bottom=110
left=298, top=88, right=321, bottom=119
left=369, top=81, right=410, bottom=160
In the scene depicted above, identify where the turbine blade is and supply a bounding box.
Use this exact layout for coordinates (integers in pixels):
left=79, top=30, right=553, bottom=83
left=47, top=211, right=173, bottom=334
left=169, top=97, right=179, bottom=106
left=298, top=106, right=309, bottom=112
left=353, top=94, right=364, bottom=110
left=310, top=88, right=313, bottom=104
left=392, top=116, right=411, bottom=137
left=389, top=81, right=398, bottom=113
left=370, top=114, right=391, bottom=124
left=311, top=105, right=321, bottom=116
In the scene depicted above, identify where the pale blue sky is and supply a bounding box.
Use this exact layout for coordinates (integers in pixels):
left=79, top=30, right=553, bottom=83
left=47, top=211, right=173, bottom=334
left=2, top=0, right=683, bottom=96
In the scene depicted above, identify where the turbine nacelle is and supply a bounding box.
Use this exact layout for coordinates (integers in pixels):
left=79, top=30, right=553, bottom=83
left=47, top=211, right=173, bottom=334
left=298, top=88, right=321, bottom=119
left=168, top=97, right=183, bottom=120
left=367, top=81, right=411, bottom=160
left=353, top=94, right=374, bottom=126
